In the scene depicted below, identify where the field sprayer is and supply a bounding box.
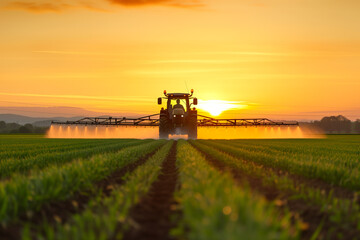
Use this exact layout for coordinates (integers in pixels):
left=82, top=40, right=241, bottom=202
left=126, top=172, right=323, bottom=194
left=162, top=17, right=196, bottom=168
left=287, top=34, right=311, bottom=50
left=51, top=89, right=299, bottom=139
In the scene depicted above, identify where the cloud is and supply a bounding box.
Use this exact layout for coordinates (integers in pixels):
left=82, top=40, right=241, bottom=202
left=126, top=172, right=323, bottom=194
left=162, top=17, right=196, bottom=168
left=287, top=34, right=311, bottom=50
left=107, top=0, right=204, bottom=8
left=5, top=1, right=72, bottom=12
left=2, top=0, right=204, bottom=13
left=150, top=59, right=237, bottom=64
left=0, top=92, right=154, bottom=103
left=2, top=0, right=107, bottom=13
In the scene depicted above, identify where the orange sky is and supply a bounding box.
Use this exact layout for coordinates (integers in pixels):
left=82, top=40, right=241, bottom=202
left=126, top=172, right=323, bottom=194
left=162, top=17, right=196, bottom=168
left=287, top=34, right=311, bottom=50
left=0, top=0, right=359, bottom=120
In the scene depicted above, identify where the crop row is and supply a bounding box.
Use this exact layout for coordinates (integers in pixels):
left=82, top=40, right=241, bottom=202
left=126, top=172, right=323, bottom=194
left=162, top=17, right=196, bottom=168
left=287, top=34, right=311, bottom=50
left=0, top=136, right=99, bottom=151
left=0, top=139, right=149, bottom=179
left=0, top=139, right=118, bottom=160
left=0, top=140, right=165, bottom=224
left=216, top=138, right=359, bottom=163
left=200, top=139, right=360, bottom=190
left=225, top=137, right=359, bottom=156
left=174, top=140, right=298, bottom=240
left=23, top=141, right=174, bottom=240
left=191, top=140, right=360, bottom=238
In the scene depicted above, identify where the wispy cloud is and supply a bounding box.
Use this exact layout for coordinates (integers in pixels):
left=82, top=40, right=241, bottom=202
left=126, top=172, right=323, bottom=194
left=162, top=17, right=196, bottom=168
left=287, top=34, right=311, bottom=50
left=0, top=92, right=153, bottom=103
left=107, top=0, right=204, bottom=8
left=5, top=1, right=72, bottom=12
left=32, top=51, right=103, bottom=56
left=2, top=0, right=204, bottom=13
left=202, top=51, right=293, bottom=56
left=150, top=59, right=238, bottom=64
left=132, top=68, right=242, bottom=75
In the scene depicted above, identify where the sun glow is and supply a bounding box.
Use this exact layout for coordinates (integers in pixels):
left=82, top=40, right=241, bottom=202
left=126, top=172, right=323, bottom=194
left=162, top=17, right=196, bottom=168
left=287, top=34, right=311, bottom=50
left=197, top=100, right=247, bottom=116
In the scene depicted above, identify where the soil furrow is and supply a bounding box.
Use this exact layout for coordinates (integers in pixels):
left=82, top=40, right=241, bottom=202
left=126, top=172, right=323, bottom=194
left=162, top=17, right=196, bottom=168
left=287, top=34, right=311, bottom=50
left=0, top=144, right=163, bottom=240
left=122, top=141, right=180, bottom=240
left=190, top=142, right=359, bottom=240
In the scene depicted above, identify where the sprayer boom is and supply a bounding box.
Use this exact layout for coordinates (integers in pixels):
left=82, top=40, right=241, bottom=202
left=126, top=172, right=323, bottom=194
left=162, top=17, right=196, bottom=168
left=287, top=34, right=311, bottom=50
left=197, top=115, right=298, bottom=126
left=51, top=115, right=298, bottom=127
left=51, top=114, right=160, bottom=126
left=50, top=90, right=299, bottom=139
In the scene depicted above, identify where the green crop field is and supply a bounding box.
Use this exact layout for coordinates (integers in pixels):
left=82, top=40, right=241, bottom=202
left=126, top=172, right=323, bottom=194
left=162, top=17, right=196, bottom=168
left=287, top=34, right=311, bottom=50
left=0, top=134, right=359, bottom=240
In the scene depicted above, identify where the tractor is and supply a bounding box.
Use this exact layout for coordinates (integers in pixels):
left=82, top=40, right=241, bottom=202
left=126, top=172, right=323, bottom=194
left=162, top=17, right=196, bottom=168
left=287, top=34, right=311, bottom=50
left=51, top=89, right=299, bottom=139
left=158, top=89, right=198, bottom=139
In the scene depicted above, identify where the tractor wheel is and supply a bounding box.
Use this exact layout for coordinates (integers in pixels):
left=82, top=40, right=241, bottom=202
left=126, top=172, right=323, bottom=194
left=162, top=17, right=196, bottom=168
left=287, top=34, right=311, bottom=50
left=159, top=115, right=170, bottom=139
left=187, top=117, right=198, bottom=139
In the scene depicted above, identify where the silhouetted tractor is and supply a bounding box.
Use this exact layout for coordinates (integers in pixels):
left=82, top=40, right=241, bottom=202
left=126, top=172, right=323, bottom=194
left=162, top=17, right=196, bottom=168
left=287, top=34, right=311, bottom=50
left=157, top=89, right=198, bottom=139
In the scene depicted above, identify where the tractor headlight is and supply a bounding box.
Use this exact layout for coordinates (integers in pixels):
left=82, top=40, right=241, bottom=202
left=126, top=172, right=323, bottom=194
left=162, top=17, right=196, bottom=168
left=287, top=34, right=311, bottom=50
left=173, top=115, right=176, bottom=117
left=181, top=115, right=184, bottom=117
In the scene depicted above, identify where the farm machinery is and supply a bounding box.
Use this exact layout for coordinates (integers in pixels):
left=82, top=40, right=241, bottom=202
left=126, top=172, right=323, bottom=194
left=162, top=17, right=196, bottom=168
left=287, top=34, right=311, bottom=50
left=51, top=89, right=299, bottom=139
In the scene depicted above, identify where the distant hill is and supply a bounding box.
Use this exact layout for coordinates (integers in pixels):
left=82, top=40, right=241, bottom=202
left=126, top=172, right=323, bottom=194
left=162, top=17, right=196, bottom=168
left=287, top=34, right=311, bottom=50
left=0, top=112, right=148, bottom=127
left=0, top=106, right=106, bottom=118
left=0, top=106, right=146, bottom=118
left=0, top=106, right=145, bottom=127
left=0, top=114, right=84, bottom=126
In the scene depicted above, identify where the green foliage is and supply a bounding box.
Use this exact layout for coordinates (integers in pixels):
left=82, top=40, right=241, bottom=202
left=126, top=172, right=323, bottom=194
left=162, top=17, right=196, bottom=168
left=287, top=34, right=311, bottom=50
left=0, top=140, right=164, bottom=224
left=200, top=136, right=360, bottom=190
left=0, top=139, right=147, bottom=178
left=0, top=135, right=358, bottom=239
left=28, top=141, right=174, bottom=240
left=174, top=140, right=298, bottom=240
left=192, top=139, right=360, bottom=236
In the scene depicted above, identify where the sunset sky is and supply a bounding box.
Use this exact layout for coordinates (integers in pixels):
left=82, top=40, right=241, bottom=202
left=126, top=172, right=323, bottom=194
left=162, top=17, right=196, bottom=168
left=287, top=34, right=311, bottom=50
left=1, top=0, right=359, bottom=120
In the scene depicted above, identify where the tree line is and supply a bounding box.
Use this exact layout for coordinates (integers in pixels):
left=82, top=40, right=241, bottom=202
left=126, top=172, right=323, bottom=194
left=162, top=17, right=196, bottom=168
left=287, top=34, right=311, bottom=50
left=0, top=121, right=48, bottom=134
left=310, top=115, right=360, bottom=134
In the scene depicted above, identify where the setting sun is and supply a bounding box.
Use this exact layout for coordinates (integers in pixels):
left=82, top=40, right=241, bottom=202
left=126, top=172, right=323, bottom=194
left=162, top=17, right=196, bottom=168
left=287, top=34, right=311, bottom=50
left=197, top=100, right=247, bottom=117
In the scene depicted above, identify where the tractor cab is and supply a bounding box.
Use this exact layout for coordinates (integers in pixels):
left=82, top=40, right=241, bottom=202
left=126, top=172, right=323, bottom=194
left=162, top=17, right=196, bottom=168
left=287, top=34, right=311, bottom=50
left=162, top=92, right=196, bottom=118
left=158, top=89, right=198, bottom=139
